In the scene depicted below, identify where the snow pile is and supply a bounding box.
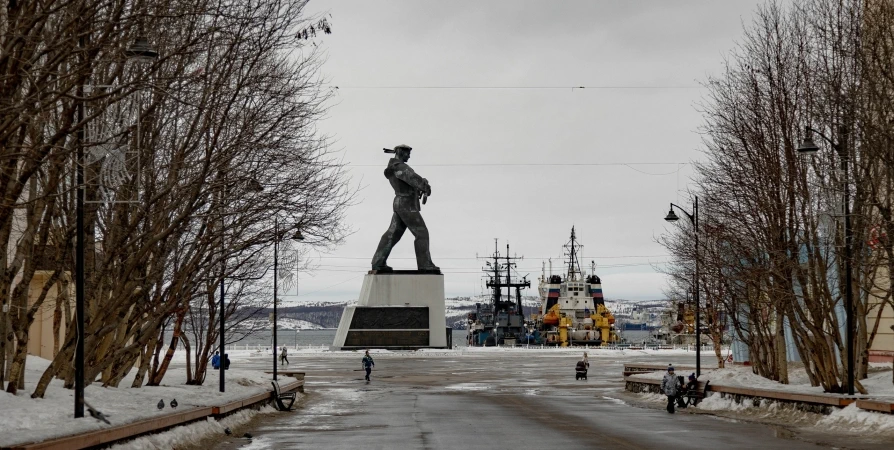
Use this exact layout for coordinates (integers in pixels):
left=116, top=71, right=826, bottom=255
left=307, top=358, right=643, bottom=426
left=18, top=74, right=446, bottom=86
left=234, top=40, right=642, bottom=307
left=696, top=393, right=752, bottom=412
left=0, top=355, right=292, bottom=447
left=110, top=406, right=275, bottom=450
left=638, top=392, right=667, bottom=403
left=238, top=436, right=277, bottom=450
left=817, top=404, right=894, bottom=433
left=691, top=365, right=894, bottom=397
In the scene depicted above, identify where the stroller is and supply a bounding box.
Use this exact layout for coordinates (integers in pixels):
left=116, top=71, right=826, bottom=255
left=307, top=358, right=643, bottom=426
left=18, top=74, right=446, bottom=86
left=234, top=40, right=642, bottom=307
left=575, top=360, right=588, bottom=380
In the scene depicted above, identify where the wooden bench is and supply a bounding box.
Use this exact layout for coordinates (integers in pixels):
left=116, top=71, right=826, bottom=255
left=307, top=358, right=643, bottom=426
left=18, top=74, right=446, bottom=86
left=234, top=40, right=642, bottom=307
left=683, top=380, right=710, bottom=407
left=622, top=363, right=694, bottom=377
left=265, top=371, right=305, bottom=393
left=271, top=380, right=297, bottom=411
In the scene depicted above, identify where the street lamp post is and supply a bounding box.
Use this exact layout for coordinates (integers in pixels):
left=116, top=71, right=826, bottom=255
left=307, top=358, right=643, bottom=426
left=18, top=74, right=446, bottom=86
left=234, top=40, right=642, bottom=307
left=798, top=125, right=855, bottom=396
left=664, top=195, right=700, bottom=378
left=74, top=36, right=86, bottom=418
left=218, top=180, right=264, bottom=392
left=74, top=35, right=158, bottom=418
left=273, top=217, right=278, bottom=381
left=273, top=218, right=303, bottom=381
left=219, top=233, right=226, bottom=392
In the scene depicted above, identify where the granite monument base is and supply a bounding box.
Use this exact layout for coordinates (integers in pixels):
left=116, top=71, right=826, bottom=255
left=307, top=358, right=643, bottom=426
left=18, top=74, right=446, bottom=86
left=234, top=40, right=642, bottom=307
left=332, top=272, right=447, bottom=350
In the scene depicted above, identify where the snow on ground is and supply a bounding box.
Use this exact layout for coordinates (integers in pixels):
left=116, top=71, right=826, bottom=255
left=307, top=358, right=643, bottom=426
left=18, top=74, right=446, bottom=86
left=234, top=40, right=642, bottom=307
left=632, top=364, right=894, bottom=397
left=109, top=406, right=276, bottom=450
left=635, top=363, right=894, bottom=435
left=818, top=403, right=894, bottom=433
left=0, top=354, right=301, bottom=448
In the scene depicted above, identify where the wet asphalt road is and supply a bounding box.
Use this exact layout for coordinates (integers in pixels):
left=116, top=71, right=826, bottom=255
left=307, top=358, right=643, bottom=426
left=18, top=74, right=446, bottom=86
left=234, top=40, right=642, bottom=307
left=199, top=350, right=888, bottom=450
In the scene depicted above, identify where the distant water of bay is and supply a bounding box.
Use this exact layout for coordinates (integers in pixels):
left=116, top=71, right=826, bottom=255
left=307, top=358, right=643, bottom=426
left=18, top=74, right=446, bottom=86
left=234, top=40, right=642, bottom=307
left=165, top=328, right=652, bottom=350
left=165, top=329, right=471, bottom=350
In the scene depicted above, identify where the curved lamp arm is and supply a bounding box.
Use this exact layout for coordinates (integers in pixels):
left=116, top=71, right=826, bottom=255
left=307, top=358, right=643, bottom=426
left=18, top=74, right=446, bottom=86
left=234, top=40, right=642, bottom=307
left=665, top=202, right=695, bottom=224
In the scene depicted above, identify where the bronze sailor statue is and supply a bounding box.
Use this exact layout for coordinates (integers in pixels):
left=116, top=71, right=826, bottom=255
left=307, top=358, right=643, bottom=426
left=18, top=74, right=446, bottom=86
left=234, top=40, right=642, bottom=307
left=371, top=145, right=439, bottom=272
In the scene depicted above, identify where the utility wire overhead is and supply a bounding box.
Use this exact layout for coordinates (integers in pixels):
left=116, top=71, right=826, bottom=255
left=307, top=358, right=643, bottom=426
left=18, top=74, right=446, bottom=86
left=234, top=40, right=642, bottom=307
left=332, top=85, right=703, bottom=90
left=349, top=162, right=689, bottom=167
left=311, top=255, right=670, bottom=260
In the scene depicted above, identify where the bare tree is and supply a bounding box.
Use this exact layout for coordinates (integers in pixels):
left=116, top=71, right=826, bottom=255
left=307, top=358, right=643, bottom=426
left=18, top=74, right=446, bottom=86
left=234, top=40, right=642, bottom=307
left=0, top=0, right=348, bottom=396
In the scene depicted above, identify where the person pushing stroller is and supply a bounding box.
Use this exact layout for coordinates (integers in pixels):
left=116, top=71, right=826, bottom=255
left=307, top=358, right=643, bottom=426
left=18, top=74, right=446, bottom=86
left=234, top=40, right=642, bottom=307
left=575, top=352, right=590, bottom=380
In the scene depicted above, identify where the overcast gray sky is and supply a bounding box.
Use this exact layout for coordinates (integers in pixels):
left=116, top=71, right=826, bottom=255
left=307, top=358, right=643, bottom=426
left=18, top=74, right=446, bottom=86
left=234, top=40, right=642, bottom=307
left=286, top=0, right=768, bottom=304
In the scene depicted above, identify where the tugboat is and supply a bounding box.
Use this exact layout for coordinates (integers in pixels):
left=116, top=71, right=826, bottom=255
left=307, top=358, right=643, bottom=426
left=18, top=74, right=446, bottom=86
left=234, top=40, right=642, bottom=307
left=532, top=227, right=619, bottom=346
left=466, top=241, right=530, bottom=346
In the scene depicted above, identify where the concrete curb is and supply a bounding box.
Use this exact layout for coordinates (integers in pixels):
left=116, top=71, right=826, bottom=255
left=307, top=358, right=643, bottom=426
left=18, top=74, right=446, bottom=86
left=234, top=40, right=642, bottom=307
left=2, top=379, right=303, bottom=450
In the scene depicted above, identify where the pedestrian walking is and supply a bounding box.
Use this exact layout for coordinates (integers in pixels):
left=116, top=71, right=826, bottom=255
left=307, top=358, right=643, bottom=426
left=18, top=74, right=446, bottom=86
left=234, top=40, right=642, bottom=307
left=661, top=364, right=680, bottom=413
left=362, top=350, right=375, bottom=381
left=280, top=346, right=289, bottom=365
left=211, top=351, right=220, bottom=370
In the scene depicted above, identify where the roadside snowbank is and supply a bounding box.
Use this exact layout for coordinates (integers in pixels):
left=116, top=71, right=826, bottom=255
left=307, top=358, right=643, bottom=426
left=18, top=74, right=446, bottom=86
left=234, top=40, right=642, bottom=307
left=635, top=364, right=894, bottom=397
left=817, top=403, right=894, bottom=433
left=0, top=355, right=297, bottom=448
left=635, top=365, right=894, bottom=434
left=109, top=406, right=276, bottom=450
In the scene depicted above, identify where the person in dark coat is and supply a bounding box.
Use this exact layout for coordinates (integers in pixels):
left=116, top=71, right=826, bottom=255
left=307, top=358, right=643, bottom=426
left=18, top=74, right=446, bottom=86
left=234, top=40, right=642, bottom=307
left=575, top=352, right=590, bottom=380
left=677, top=373, right=698, bottom=408
left=361, top=350, right=375, bottom=381
left=223, top=353, right=231, bottom=370
left=661, top=364, right=680, bottom=413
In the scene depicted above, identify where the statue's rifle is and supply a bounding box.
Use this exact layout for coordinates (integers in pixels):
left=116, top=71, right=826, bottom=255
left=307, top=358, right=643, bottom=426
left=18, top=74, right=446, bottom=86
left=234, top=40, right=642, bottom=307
left=383, top=148, right=427, bottom=205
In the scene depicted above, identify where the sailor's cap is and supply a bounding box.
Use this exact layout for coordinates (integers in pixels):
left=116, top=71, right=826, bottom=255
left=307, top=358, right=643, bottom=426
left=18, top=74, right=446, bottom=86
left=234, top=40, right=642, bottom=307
left=383, top=145, right=412, bottom=154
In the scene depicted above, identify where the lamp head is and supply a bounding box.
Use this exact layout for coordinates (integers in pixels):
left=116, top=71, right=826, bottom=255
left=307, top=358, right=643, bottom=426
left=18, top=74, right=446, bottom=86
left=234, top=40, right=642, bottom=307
left=797, top=127, right=820, bottom=155
left=664, top=207, right=680, bottom=222
left=292, top=229, right=305, bottom=241
left=125, top=37, right=159, bottom=62
left=247, top=179, right=264, bottom=193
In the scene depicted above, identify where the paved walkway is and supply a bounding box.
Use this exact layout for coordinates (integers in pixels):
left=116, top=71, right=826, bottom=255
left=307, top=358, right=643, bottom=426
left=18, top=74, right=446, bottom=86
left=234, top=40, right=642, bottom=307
left=199, top=351, right=891, bottom=449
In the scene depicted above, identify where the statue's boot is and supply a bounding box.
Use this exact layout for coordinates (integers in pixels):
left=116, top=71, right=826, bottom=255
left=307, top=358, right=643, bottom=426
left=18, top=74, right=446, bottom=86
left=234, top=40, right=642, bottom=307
left=415, top=238, right=439, bottom=272
left=372, top=225, right=402, bottom=271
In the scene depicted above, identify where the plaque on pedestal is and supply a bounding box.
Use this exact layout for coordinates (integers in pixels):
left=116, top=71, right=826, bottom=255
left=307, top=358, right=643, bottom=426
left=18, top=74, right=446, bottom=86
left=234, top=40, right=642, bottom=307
left=332, top=272, right=447, bottom=350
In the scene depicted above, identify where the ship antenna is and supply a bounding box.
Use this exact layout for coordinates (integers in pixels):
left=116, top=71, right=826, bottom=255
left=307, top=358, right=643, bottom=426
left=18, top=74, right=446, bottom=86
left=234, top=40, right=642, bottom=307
left=564, top=226, right=584, bottom=281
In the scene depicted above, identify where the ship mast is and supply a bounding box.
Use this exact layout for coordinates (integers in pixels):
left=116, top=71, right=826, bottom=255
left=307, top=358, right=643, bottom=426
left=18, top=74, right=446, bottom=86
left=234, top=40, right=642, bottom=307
left=564, top=226, right=584, bottom=281
left=484, top=240, right=530, bottom=314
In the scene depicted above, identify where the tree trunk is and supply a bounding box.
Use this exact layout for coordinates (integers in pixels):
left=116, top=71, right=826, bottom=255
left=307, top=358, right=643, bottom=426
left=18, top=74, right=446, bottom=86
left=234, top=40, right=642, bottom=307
left=52, top=278, right=66, bottom=357
left=147, top=310, right=185, bottom=386
left=775, top=311, right=788, bottom=384
left=4, top=332, right=29, bottom=394
left=131, top=331, right=158, bottom=388
left=182, top=334, right=193, bottom=383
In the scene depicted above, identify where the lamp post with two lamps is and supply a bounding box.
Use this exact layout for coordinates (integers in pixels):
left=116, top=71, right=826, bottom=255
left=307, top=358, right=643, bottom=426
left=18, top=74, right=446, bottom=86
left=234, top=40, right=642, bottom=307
left=797, top=125, right=855, bottom=396
left=663, top=196, right=701, bottom=378
left=74, top=36, right=159, bottom=419
left=272, top=217, right=304, bottom=381
left=217, top=178, right=263, bottom=393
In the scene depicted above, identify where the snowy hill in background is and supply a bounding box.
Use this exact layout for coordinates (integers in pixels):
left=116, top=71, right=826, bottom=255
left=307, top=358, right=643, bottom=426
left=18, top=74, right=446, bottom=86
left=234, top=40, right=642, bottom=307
left=238, top=317, right=324, bottom=331
left=255, top=296, right=668, bottom=330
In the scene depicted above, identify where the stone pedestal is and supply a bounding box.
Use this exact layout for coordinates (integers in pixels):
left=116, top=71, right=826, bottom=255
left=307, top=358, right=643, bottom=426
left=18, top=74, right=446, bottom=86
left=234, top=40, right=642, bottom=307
left=332, top=272, right=447, bottom=350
